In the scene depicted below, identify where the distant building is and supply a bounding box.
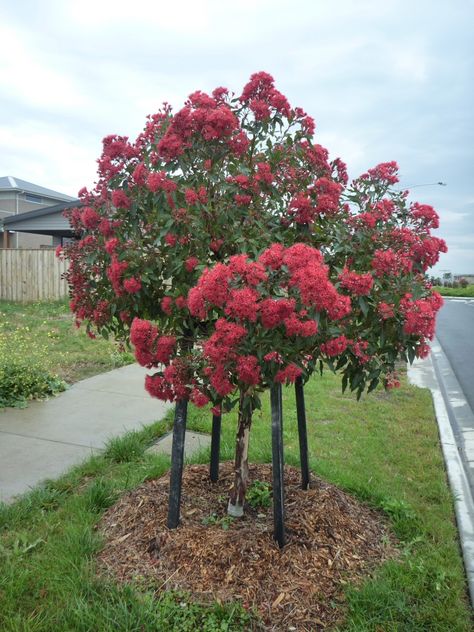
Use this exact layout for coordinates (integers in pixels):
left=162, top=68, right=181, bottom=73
left=0, top=176, right=76, bottom=248
left=454, top=274, right=474, bottom=285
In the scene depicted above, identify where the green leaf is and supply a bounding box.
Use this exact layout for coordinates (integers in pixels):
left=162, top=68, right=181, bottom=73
left=358, top=296, right=369, bottom=317
left=342, top=373, right=348, bottom=393
left=368, top=377, right=379, bottom=393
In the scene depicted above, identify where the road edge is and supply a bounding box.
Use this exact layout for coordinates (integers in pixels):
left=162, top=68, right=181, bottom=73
left=408, top=347, right=474, bottom=607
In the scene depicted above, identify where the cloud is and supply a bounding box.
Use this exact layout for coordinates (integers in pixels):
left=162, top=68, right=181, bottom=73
left=0, top=0, right=472, bottom=271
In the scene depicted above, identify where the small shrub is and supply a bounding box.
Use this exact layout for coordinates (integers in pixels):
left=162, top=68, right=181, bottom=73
left=246, top=480, right=272, bottom=510
left=0, top=359, right=66, bottom=408
left=0, top=320, right=66, bottom=408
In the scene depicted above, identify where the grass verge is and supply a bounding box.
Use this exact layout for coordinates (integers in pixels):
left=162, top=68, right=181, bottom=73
left=433, top=285, right=474, bottom=298
left=0, top=372, right=472, bottom=630
left=0, top=300, right=134, bottom=384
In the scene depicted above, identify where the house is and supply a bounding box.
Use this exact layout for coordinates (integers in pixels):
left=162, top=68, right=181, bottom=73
left=454, top=274, right=474, bottom=285
left=1, top=200, right=80, bottom=248
left=0, top=176, right=77, bottom=248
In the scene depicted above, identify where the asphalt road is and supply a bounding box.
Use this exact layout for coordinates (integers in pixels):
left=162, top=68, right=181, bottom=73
left=435, top=298, right=474, bottom=412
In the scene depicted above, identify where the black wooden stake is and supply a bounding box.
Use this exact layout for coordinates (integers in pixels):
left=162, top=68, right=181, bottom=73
left=209, top=413, right=222, bottom=482
left=167, top=398, right=188, bottom=529
left=295, top=376, right=310, bottom=490
left=271, top=382, right=285, bottom=548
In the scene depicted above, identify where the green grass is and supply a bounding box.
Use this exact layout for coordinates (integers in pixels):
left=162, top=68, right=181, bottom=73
left=0, top=372, right=472, bottom=630
left=0, top=300, right=134, bottom=384
left=433, top=285, right=474, bottom=297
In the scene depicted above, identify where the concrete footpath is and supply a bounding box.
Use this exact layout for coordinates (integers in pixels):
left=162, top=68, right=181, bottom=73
left=0, top=364, right=172, bottom=503
left=408, top=341, right=474, bottom=606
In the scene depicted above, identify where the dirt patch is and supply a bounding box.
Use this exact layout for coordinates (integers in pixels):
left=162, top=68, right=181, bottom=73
left=97, top=463, right=397, bottom=631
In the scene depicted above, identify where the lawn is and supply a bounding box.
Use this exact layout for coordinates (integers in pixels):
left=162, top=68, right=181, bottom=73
left=0, top=370, right=472, bottom=630
left=0, top=300, right=134, bottom=384
left=433, top=285, right=474, bottom=298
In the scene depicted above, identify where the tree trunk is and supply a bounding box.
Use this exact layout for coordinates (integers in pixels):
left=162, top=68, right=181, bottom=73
left=227, top=389, right=253, bottom=517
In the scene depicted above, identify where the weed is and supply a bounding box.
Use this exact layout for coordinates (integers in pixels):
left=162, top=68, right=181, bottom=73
left=246, top=480, right=272, bottom=510
left=202, top=513, right=235, bottom=531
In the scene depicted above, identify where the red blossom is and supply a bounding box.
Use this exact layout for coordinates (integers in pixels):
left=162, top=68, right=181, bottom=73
left=147, top=171, right=177, bottom=193
left=236, top=355, right=261, bottom=385
left=260, top=298, right=296, bottom=328
left=165, top=233, right=177, bottom=246
left=264, top=351, right=283, bottom=364
left=81, top=207, right=101, bottom=229
left=190, top=388, right=210, bottom=408
left=185, top=256, right=199, bottom=272
left=161, top=296, right=173, bottom=315
left=185, top=188, right=199, bottom=205
left=339, top=268, right=374, bottom=296
left=411, top=202, right=439, bottom=229
left=361, top=161, right=399, bottom=185
left=385, top=371, right=401, bottom=389
left=275, top=364, right=302, bottom=384
left=283, top=313, right=318, bottom=337
left=105, top=238, right=120, bottom=255
left=320, top=335, right=349, bottom=357
left=123, top=277, right=142, bottom=293
left=111, top=189, right=131, bottom=209
left=378, top=302, right=395, bottom=319
left=224, top=288, right=260, bottom=322
left=259, top=244, right=285, bottom=270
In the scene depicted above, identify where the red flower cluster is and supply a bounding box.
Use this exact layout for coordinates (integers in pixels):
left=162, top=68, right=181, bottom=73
left=111, top=189, right=131, bottom=209
left=339, top=268, right=374, bottom=296
left=371, top=249, right=412, bottom=277
left=123, top=277, right=142, bottom=294
left=147, top=170, right=177, bottom=194
left=106, top=256, right=128, bottom=296
left=400, top=293, right=443, bottom=340
left=275, top=364, right=303, bottom=384
left=411, top=202, right=439, bottom=229
left=361, top=161, right=399, bottom=185
left=81, top=207, right=101, bottom=229
left=157, top=89, right=240, bottom=160
left=130, top=318, right=177, bottom=368
left=239, top=71, right=291, bottom=121
left=320, top=335, right=349, bottom=357
left=377, top=302, right=395, bottom=320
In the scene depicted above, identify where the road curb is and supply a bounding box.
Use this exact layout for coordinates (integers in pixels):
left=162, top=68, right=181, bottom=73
left=442, top=296, right=474, bottom=301
left=408, top=348, right=474, bottom=606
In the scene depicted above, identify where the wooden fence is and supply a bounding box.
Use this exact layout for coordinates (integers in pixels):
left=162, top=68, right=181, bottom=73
left=0, top=249, right=69, bottom=302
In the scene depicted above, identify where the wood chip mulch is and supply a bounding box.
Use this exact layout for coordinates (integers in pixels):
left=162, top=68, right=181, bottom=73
left=96, top=463, right=397, bottom=631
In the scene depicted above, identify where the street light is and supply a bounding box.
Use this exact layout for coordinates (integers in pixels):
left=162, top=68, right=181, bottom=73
left=403, top=181, right=447, bottom=189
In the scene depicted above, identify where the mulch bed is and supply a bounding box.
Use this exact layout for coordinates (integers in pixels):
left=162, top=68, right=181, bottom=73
left=97, top=463, right=397, bottom=631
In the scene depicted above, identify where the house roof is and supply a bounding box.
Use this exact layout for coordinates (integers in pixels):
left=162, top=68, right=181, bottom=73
left=2, top=200, right=80, bottom=237
left=2, top=200, right=80, bottom=226
left=0, top=176, right=76, bottom=202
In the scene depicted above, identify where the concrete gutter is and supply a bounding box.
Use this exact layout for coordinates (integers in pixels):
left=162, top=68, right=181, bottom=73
left=408, top=341, right=474, bottom=606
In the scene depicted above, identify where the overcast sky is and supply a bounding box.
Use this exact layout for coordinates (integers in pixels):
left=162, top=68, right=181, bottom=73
left=1, top=0, right=472, bottom=275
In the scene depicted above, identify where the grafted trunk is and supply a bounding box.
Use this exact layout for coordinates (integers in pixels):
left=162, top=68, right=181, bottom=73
left=227, top=390, right=253, bottom=517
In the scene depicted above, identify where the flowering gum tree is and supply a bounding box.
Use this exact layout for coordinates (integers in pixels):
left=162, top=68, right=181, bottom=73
left=61, top=71, right=446, bottom=518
